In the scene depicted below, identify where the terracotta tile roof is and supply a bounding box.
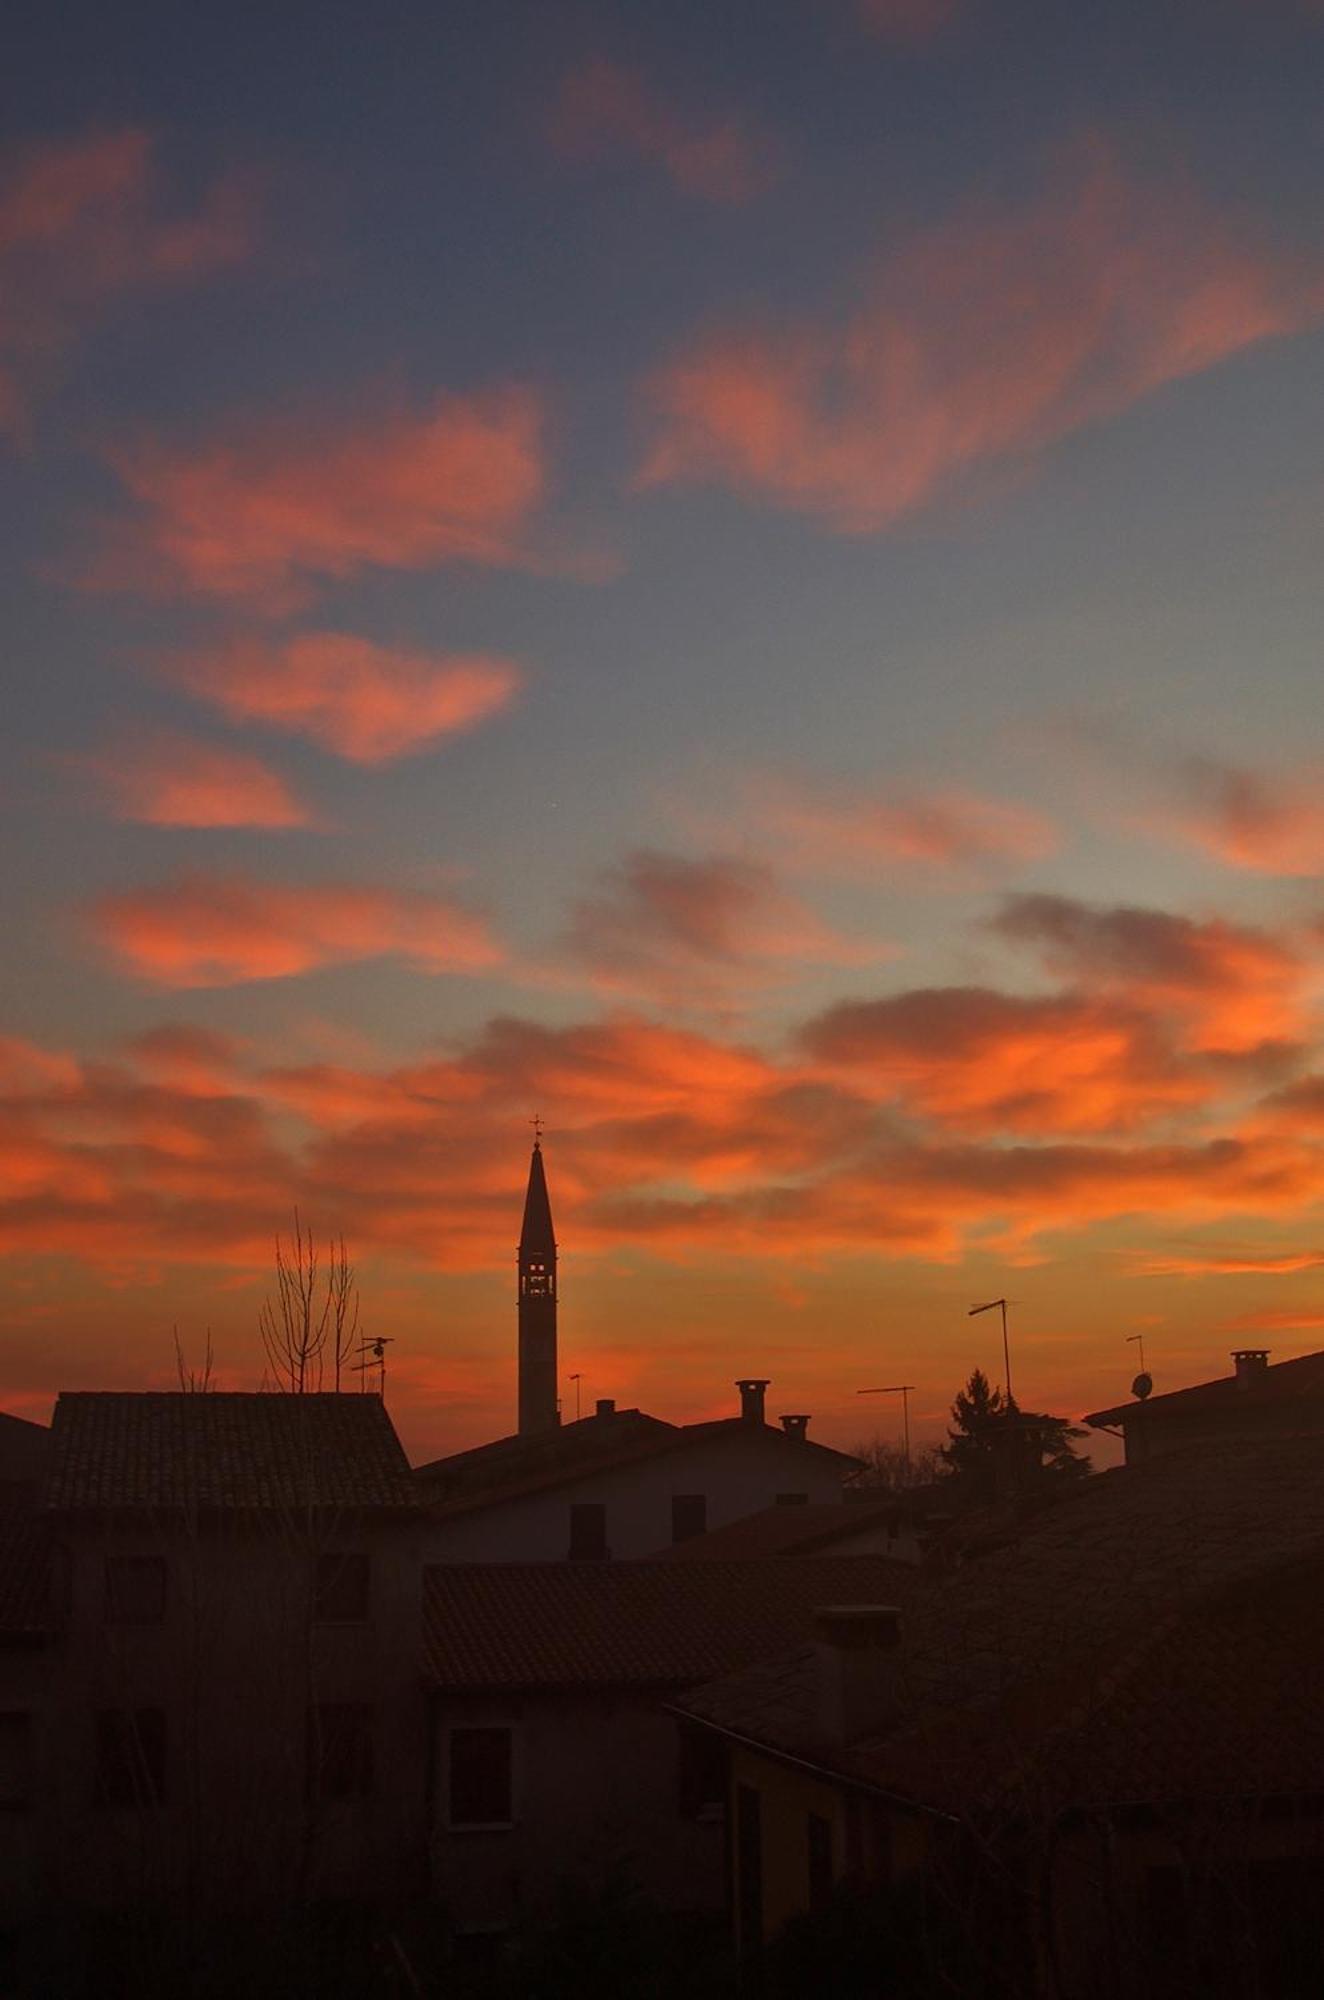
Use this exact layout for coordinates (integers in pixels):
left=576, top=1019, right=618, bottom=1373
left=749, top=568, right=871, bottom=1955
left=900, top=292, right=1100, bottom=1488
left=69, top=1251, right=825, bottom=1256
left=663, top=1497, right=907, bottom=1562
left=678, top=1432, right=1324, bottom=1813
left=0, top=1515, right=50, bottom=1636
left=416, top=1412, right=859, bottom=1521
left=424, top=1555, right=915, bottom=1693
left=46, top=1392, right=418, bottom=1512
left=1084, top=1347, right=1324, bottom=1428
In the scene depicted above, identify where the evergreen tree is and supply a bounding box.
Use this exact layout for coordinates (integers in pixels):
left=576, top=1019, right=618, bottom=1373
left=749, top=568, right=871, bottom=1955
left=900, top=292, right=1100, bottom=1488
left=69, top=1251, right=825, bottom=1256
left=942, top=1367, right=1091, bottom=1501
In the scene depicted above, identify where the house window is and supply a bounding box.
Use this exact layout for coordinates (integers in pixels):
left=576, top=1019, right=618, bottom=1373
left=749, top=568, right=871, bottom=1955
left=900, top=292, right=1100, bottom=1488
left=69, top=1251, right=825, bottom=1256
left=568, top=1502, right=608, bottom=1561
left=448, top=1727, right=514, bottom=1828
left=104, top=1555, right=166, bottom=1622
left=671, top=1493, right=707, bottom=1543
left=309, top=1703, right=373, bottom=1801
left=775, top=1492, right=809, bottom=1507
left=314, top=1551, right=371, bottom=1623
left=807, top=1811, right=834, bottom=1911
left=735, top=1784, right=764, bottom=1950
left=94, top=1708, right=166, bottom=1808
left=0, top=1713, right=32, bottom=1809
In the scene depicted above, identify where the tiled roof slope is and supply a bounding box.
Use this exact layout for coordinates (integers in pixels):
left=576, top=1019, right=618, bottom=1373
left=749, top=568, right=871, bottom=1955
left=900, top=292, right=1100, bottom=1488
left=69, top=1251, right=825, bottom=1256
left=679, top=1432, right=1324, bottom=1809
left=663, top=1497, right=906, bottom=1562
left=424, top=1555, right=914, bottom=1692
left=854, top=1550, right=1324, bottom=1816
left=46, top=1393, right=418, bottom=1512
left=0, top=1515, right=51, bottom=1635
left=1085, top=1347, right=1324, bottom=1427
left=414, top=1407, right=677, bottom=1504
left=0, top=1410, right=50, bottom=1487
left=417, top=1411, right=858, bottom=1521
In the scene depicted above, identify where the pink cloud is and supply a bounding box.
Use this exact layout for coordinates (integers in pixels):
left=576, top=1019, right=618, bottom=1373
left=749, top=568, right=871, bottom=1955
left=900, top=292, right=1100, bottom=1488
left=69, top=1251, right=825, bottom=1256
left=856, top=0, right=964, bottom=43
left=0, top=128, right=251, bottom=433
left=99, top=387, right=546, bottom=608
left=992, top=893, right=1310, bottom=1057
left=79, top=731, right=312, bottom=828
left=560, top=848, right=884, bottom=1001
left=87, top=875, right=502, bottom=987
left=167, top=632, right=522, bottom=763
left=549, top=59, right=776, bottom=205
left=750, top=777, right=1055, bottom=873
left=1161, top=758, right=1324, bottom=876
left=641, top=148, right=1322, bottom=529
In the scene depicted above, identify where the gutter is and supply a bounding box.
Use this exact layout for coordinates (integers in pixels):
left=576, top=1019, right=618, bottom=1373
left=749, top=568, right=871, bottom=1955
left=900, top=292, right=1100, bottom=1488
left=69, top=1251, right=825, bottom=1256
left=663, top=1704, right=960, bottom=1826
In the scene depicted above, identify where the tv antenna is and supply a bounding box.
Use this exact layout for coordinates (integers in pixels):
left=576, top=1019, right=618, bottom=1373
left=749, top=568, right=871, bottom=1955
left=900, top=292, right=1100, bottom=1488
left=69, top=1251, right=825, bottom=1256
left=969, top=1297, right=1014, bottom=1403
left=569, top=1371, right=582, bottom=1421
left=353, top=1335, right=394, bottom=1398
left=1126, top=1332, right=1152, bottom=1401
left=857, top=1384, right=916, bottom=1468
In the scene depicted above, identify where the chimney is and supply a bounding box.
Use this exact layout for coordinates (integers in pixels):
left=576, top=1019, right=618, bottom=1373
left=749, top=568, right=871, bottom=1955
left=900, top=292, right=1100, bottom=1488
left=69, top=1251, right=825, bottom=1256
left=813, top=1605, right=902, bottom=1746
left=781, top=1414, right=810, bottom=1441
left=1232, top=1349, right=1270, bottom=1390
left=735, top=1378, right=770, bottom=1425
left=595, top=1397, right=616, bottom=1418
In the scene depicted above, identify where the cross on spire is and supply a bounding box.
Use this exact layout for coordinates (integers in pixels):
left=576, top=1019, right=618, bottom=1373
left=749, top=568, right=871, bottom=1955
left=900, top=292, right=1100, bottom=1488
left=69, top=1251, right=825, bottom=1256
left=530, top=1111, right=545, bottom=1147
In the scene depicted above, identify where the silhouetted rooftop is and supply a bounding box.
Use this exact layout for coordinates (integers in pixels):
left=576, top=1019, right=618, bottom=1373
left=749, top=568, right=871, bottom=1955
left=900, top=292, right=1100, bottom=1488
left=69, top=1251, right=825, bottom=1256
left=424, top=1554, right=915, bottom=1692
left=679, top=1430, right=1324, bottom=1813
left=662, top=1494, right=907, bottom=1561
left=1084, top=1348, right=1324, bottom=1428
left=415, top=1407, right=859, bottom=1518
left=46, top=1392, right=418, bottom=1513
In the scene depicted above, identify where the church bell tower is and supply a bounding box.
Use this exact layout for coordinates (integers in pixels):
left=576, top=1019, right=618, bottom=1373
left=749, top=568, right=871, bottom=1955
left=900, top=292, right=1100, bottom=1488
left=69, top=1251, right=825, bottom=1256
left=517, top=1132, right=559, bottom=1435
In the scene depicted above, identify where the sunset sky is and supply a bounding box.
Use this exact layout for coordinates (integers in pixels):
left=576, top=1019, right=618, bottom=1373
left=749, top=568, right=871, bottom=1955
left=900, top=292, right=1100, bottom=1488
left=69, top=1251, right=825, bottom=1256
left=5, top=0, right=1324, bottom=1462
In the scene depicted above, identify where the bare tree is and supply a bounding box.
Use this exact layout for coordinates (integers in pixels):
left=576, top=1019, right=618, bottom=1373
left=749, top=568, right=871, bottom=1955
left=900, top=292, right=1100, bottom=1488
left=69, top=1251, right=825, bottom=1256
left=848, top=1434, right=945, bottom=1492
left=259, top=1213, right=360, bottom=1393
left=174, top=1324, right=215, bottom=1393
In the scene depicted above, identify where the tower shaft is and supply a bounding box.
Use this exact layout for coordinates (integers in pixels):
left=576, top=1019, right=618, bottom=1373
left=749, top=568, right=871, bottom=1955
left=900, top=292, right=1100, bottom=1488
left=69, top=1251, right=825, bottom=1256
left=517, top=1141, right=558, bottom=1435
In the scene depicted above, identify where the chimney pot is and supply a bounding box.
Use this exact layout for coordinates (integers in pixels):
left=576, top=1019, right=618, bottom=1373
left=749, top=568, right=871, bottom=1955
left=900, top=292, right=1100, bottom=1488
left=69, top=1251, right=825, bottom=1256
left=595, top=1397, right=616, bottom=1418
left=813, top=1604, right=903, bottom=1746
left=1231, top=1349, right=1270, bottom=1391
left=735, top=1378, right=770, bottom=1425
left=781, top=1414, right=810, bottom=1440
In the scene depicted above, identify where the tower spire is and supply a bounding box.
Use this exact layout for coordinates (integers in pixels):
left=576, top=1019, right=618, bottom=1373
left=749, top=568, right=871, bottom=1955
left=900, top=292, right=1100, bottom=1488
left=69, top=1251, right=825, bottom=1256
left=517, top=1131, right=558, bottom=1435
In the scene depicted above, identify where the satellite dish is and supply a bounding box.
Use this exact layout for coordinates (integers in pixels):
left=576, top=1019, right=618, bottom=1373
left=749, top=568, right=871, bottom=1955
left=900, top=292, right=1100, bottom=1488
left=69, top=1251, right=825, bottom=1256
left=1131, top=1371, right=1153, bottom=1401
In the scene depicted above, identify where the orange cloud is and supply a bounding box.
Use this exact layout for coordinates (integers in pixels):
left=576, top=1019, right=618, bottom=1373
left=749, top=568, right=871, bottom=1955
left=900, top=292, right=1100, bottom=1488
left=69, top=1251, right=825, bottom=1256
left=560, top=848, right=882, bottom=1001
left=167, top=632, right=522, bottom=763
left=801, top=986, right=1207, bottom=1135
left=992, top=893, right=1310, bottom=1057
left=100, top=387, right=545, bottom=608
left=1129, top=1246, right=1324, bottom=1277
left=641, top=149, right=1321, bottom=529
left=5, top=1003, right=1324, bottom=1287
left=549, top=59, right=776, bottom=205
left=0, top=128, right=250, bottom=433
left=750, top=777, right=1055, bottom=873
left=88, top=875, right=502, bottom=987
left=80, top=731, right=312, bottom=828
left=1162, top=758, right=1324, bottom=876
